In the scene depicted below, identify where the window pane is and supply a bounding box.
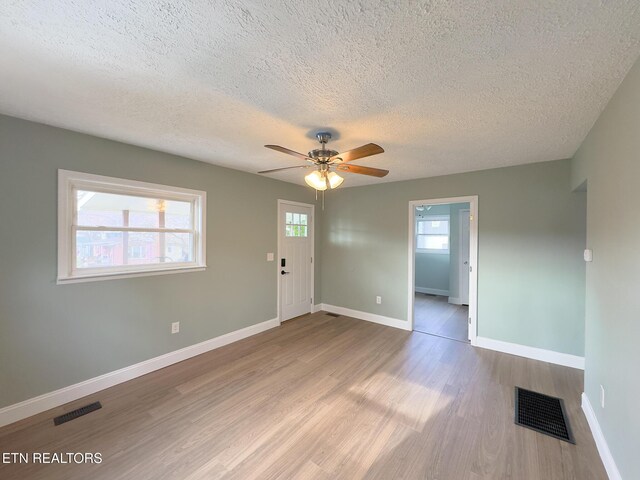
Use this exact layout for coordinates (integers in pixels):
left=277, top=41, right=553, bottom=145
left=300, top=226, right=307, bottom=237
left=129, top=211, right=157, bottom=228
left=126, top=232, right=162, bottom=265
left=418, top=219, right=449, bottom=235
left=77, top=191, right=192, bottom=229
left=286, top=225, right=293, bottom=236
left=429, top=220, right=448, bottom=234
left=300, top=214, right=307, bottom=225
left=164, top=201, right=192, bottom=229
left=76, top=231, right=195, bottom=268
left=165, top=232, right=193, bottom=262
left=292, top=213, right=300, bottom=225
left=417, top=235, right=449, bottom=250
left=425, top=235, right=449, bottom=250
left=77, top=191, right=125, bottom=227
left=286, top=212, right=293, bottom=224
left=76, top=230, right=124, bottom=268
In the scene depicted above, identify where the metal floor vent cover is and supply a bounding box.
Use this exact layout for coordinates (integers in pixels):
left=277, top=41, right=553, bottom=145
left=514, top=387, right=574, bottom=443
left=326, top=312, right=341, bottom=317
left=54, top=401, right=102, bottom=426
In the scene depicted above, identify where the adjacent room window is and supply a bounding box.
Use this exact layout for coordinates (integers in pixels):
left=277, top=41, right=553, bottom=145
left=285, top=212, right=308, bottom=237
left=58, top=170, right=206, bottom=283
left=416, top=215, right=450, bottom=254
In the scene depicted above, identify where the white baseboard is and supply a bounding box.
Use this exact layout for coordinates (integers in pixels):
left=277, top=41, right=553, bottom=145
left=319, top=304, right=411, bottom=331
left=415, top=287, right=449, bottom=296
left=476, top=336, right=585, bottom=370
left=582, top=393, right=621, bottom=480
left=0, top=317, right=280, bottom=428
left=448, top=296, right=461, bottom=305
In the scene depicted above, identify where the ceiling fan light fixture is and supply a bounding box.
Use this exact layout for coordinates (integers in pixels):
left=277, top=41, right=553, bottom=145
left=327, top=171, right=344, bottom=189
left=261, top=133, right=387, bottom=193
left=305, top=170, right=328, bottom=191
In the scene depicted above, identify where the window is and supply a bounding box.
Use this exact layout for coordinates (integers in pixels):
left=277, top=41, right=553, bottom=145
left=416, top=215, right=450, bottom=254
left=58, top=170, right=206, bottom=283
left=285, top=212, right=308, bottom=237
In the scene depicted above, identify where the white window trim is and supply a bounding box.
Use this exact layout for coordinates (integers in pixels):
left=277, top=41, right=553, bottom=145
left=57, top=169, right=206, bottom=284
left=416, top=214, right=450, bottom=255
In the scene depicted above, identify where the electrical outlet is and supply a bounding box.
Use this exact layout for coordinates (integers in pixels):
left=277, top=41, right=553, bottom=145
left=267, top=252, right=274, bottom=261
left=600, top=385, right=605, bottom=408
left=376, top=296, right=382, bottom=304
left=171, top=322, right=180, bottom=334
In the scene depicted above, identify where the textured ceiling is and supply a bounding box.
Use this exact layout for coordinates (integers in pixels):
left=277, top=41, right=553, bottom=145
left=1, top=1, right=640, bottom=187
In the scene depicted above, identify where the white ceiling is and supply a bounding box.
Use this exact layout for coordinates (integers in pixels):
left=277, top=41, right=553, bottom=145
left=1, top=1, right=640, bottom=187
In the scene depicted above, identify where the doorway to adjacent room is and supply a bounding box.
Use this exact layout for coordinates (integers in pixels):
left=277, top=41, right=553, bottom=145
left=408, top=196, right=478, bottom=343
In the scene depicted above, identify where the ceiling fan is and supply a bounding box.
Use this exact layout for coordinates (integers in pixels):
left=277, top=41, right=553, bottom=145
left=258, top=132, right=388, bottom=191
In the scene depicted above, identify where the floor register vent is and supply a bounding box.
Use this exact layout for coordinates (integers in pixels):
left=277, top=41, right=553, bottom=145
left=514, top=387, right=574, bottom=443
left=53, top=401, right=102, bottom=426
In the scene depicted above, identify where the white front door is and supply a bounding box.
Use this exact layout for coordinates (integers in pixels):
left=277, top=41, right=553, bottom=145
left=460, top=210, right=470, bottom=305
left=279, top=202, right=313, bottom=321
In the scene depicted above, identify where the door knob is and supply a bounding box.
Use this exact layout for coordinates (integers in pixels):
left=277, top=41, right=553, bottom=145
left=464, top=261, right=468, bottom=265
left=281, top=270, right=290, bottom=275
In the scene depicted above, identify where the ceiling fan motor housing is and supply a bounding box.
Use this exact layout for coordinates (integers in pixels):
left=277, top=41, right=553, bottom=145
left=309, top=148, right=339, bottom=162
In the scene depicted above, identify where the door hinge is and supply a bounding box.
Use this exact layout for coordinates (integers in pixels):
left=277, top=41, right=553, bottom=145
left=469, top=265, right=472, bottom=272
left=310, top=298, right=313, bottom=304
left=311, top=257, right=313, bottom=263
left=468, top=317, right=471, bottom=324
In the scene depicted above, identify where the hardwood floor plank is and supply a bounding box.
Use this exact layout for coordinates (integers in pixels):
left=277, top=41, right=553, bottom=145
left=0, top=312, right=607, bottom=480
left=414, top=293, right=469, bottom=342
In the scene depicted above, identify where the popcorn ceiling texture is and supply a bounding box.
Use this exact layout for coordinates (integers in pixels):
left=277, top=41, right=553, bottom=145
left=1, top=1, right=639, bottom=186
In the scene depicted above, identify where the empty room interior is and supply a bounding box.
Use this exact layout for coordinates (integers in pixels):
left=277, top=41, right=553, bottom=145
left=0, top=2, right=639, bottom=479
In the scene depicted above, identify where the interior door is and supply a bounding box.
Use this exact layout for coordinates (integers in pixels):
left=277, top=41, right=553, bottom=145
left=279, top=202, right=313, bottom=321
left=460, top=209, right=470, bottom=305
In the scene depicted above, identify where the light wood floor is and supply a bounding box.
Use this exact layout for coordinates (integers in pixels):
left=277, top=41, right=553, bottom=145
left=414, top=293, right=469, bottom=342
left=0, top=312, right=606, bottom=479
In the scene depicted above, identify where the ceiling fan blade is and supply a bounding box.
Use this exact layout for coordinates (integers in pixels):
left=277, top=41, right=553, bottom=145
left=329, top=143, right=384, bottom=163
left=336, top=164, right=389, bottom=177
left=258, top=165, right=311, bottom=174
left=265, top=145, right=312, bottom=161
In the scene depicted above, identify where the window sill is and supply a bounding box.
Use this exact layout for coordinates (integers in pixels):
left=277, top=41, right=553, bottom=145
left=57, top=265, right=207, bottom=285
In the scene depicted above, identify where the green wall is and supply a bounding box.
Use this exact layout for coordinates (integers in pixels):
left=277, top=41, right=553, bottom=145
left=0, top=114, right=319, bottom=408
left=0, top=113, right=590, bottom=415
left=415, top=253, right=450, bottom=293
left=320, top=159, right=586, bottom=356
left=572, top=57, right=640, bottom=480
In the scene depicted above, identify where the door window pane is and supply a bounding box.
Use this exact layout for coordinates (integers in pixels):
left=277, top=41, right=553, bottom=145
left=285, top=212, right=309, bottom=237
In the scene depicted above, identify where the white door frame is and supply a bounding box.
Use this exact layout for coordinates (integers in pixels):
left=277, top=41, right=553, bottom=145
left=407, top=196, right=479, bottom=344
left=277, top=199, right=315, bottom=323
